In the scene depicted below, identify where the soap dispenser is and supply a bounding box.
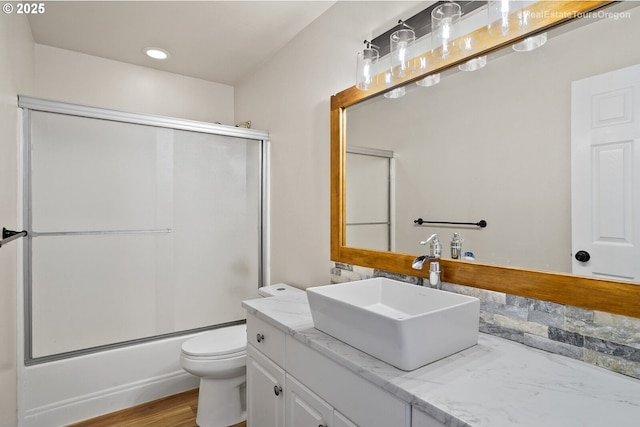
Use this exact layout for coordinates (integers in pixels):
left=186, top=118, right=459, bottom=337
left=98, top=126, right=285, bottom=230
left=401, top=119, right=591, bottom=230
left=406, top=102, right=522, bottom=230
left=451, top=232, right=463, bottom=259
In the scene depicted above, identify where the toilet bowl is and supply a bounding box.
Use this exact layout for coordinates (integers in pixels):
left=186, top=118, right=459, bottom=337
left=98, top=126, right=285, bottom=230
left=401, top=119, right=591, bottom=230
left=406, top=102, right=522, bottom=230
left=180, top=284, right=302, bottom=427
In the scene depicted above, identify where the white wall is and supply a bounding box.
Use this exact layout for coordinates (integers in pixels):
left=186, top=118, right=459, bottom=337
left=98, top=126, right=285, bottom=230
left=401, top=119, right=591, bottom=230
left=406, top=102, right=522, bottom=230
left=34, top=44, right=234, bottom=125
left=0, top=12, right=34, bottom=427
left=234, top=1, right=424, bottom=288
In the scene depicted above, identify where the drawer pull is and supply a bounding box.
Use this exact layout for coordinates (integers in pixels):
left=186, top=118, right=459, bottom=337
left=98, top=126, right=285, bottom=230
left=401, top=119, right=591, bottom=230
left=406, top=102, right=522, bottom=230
left=274, top=385, right=282, bottom=396
left=319, top=424, right=327, bottom=427
left=256, top=333, right=265, bottom=343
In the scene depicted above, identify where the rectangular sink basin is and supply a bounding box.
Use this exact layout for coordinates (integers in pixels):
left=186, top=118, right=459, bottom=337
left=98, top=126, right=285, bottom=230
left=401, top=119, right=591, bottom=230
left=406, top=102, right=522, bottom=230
left=306, top=278, right=480, bottom=371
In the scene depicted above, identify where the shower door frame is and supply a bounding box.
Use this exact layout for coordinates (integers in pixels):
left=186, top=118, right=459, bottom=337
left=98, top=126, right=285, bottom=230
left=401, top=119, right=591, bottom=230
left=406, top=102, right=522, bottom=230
left=18, top=95, right=270, bottom=365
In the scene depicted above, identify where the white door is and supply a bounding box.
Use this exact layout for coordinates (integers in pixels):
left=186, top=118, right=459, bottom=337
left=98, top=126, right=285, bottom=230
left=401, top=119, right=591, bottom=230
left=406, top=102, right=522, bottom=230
left=571, top=64, right=640, bottom=281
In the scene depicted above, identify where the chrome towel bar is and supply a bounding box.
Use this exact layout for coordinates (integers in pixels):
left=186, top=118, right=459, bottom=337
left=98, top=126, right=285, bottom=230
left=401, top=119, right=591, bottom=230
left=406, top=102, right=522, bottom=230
left=413, top=218, right=487, bottom=228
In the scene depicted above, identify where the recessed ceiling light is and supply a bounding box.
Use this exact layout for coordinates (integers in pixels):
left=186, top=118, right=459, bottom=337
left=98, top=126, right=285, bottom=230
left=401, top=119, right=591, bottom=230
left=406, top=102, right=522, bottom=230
left=144, top=47, right=170, bottom=60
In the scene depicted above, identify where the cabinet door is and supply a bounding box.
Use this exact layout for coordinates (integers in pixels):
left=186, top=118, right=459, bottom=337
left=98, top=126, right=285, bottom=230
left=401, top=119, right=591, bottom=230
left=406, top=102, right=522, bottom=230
left=286, top=375, right=333, bottom=427
left=247, top=345, right=285, bottom=427
left=335, top=411, right=358, bottom=427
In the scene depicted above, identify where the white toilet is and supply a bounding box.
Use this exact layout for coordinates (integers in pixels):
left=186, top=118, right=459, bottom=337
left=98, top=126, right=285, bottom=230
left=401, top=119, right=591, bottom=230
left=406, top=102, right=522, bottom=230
left=180, top=284, right=302, bottom=427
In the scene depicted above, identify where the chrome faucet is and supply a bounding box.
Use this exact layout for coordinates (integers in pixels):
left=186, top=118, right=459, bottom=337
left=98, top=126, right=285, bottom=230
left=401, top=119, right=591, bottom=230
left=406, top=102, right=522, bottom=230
left=412, top=234, right=442, bottom=289
left=411, top=254, right=436, bottom=270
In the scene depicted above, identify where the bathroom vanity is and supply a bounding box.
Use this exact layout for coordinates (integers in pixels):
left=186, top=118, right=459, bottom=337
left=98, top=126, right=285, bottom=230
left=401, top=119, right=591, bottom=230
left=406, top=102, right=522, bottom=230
left=243, top=291, right=640, bottom=427
left=247, top=312, right=409, bottom=427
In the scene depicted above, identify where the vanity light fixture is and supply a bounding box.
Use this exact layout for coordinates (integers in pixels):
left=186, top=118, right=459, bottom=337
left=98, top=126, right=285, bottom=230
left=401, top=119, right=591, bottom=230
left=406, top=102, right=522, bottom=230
left=356, top=40, right=380, bottom=91
left=488, top=0, right=519, bottom=37
left=512, top=33, right=548, bottom=52
left=459, top=55, right=487, bottom=71
left=458, top=34, right=488, bottom=72
left=416, top=73, right=441, bottom=87
left=383, top=68, right=406, bottom=98
left=356, top=2, right=485, bottom=92
left=144, top=47, right=170, bottom=60
left=384, top=87, right=406, bottom=99
left=390, top=20, right=416, bottom=79
left=431, top=2, right=461, bottom=60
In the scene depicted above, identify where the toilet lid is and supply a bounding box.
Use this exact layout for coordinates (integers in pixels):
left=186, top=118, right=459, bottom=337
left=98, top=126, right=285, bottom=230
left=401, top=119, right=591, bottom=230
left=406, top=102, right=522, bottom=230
left=182, top=324, right=247, bottom=357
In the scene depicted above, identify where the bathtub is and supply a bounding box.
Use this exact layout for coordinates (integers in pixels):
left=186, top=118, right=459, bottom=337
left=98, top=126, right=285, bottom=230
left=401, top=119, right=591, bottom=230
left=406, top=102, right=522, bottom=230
left=20, top=332, right=203, bottom=427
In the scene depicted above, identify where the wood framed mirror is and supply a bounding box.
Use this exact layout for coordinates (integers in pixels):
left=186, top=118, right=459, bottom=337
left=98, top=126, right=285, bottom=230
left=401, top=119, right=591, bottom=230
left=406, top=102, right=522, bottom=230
left=330, top=0, right=640, bottom=318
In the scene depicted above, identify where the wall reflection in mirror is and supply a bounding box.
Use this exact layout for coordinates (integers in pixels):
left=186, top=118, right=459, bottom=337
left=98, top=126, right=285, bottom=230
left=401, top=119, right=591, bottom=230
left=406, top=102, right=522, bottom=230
left=345, top=2, right=640, bottom=283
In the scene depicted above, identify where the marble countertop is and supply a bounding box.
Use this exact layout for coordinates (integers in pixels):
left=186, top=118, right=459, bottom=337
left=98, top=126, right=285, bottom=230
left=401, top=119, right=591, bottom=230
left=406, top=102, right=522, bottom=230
left=242, top=293, right=640, bottom=426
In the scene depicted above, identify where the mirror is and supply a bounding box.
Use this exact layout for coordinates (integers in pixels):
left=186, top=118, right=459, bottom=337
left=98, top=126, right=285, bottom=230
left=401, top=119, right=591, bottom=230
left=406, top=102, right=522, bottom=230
left=345, top=1, right=640, bottom=277
left=331, top=0, right=640, bottom=319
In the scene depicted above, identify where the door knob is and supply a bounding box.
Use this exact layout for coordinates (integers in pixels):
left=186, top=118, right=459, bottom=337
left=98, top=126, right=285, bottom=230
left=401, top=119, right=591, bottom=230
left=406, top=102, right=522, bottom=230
left=575, top=250, right=591, bottom=262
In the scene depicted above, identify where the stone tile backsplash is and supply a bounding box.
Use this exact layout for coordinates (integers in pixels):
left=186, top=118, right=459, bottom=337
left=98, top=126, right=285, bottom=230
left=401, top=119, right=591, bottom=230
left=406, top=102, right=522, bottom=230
left=330, top=262, right=640, bottom=380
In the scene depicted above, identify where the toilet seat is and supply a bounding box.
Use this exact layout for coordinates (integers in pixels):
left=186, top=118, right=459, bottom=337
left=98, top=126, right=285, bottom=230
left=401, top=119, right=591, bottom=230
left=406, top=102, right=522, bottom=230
left=181, top=324, right=247, bottom=359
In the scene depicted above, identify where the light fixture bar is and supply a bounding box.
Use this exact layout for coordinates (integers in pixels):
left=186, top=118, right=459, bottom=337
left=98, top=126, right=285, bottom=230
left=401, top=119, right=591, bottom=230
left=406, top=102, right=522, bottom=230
left=370, top=1, right=487, bottom=57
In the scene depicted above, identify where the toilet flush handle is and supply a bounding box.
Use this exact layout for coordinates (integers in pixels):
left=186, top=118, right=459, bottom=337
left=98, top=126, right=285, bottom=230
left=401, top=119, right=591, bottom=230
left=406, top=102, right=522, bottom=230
left=256, top=333, right=265, bottom=343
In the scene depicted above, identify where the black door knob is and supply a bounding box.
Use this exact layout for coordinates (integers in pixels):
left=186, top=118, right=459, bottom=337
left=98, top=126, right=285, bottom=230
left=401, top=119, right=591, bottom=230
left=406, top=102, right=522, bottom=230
left=575, top=250, right=591, bottom=262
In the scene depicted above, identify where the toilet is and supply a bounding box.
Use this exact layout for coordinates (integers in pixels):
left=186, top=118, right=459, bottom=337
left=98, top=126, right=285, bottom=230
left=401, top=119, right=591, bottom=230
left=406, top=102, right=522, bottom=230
left=180, top=284, right=302, bottom=427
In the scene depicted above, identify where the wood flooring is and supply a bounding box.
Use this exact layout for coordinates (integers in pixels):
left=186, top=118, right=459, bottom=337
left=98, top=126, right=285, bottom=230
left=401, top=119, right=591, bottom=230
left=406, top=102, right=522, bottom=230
left=66, top=389, right=247, bottom=427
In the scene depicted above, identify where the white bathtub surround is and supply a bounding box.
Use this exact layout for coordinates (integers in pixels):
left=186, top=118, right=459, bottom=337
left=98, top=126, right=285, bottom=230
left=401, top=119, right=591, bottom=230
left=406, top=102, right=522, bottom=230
left=21, top=334, right=200, bottom=427
left=243, top=291, right=640, bottom=427
left=331, top=263, right=640, bottom=380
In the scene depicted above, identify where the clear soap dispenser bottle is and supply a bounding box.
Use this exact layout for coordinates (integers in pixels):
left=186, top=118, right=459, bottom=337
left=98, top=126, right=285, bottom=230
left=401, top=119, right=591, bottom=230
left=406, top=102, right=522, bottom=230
left=451, top=232, right=463, bottom=259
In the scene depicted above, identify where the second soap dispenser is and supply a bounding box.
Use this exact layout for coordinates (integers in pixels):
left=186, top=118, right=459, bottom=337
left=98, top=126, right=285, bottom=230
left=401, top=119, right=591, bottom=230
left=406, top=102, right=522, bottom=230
left=451, top=232, right=463, bottom=259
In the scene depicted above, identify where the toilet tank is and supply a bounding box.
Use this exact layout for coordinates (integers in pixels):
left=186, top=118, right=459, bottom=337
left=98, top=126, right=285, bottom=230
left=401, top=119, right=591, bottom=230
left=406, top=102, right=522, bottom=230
left=258, top=283, right=303, bottom=298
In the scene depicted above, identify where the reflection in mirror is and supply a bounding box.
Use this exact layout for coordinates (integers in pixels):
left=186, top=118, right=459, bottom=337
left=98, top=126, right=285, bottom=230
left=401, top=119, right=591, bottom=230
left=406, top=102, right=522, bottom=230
left=346, top=146, right=394, bottom=252
left=345, top=2, right=640, bottom=282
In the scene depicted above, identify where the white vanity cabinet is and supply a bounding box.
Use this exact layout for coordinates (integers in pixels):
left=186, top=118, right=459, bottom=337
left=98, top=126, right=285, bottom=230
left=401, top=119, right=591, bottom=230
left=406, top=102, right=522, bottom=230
left=247, top=346, right=285, bottom=427
left=285, top=374, right=332, bottom=426
left=246, top=314, right=286, bottom=427
left=246, top=314, right=410, bottom=427
left=285, top=374, right=359, bottom=427
left=334, top=411, right=358, bottom=427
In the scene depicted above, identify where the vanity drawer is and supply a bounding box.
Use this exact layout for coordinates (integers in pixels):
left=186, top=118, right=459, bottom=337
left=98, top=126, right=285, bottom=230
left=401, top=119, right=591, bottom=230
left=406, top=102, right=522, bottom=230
left=247, top=313, right=286, bottom=367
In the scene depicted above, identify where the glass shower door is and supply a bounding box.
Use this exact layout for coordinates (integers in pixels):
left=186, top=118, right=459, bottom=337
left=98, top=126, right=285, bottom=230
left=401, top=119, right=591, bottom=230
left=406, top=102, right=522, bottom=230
left=26, top=108, right=263, bottom=362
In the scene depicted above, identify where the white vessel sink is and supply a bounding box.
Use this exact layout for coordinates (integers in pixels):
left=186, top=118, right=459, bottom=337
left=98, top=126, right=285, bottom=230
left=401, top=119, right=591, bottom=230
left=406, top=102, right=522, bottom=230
left=306, top=278, right=480, bottom=371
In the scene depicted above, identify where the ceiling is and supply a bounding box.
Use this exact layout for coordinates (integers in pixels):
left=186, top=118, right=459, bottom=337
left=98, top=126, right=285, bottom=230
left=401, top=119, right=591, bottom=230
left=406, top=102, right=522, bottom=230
left=27, top=1, right=336, bottom=86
